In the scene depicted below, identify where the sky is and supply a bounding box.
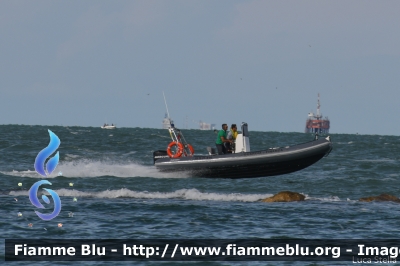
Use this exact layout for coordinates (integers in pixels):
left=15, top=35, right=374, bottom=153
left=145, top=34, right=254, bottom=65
left=1, top=0, right=399, bottom=135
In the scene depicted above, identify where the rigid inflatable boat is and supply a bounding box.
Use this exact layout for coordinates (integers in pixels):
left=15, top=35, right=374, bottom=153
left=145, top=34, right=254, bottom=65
left=153, top=123, right=332, bottom=178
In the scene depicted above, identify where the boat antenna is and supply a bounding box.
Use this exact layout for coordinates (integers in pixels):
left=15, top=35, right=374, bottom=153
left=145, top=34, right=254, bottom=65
left=163, top=91, right=171, bottom=119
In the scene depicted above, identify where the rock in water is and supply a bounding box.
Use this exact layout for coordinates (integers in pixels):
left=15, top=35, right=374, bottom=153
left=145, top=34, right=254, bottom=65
left=261, top=191, right=305, bottom=202
left=359, top=194, right=400, bottom=203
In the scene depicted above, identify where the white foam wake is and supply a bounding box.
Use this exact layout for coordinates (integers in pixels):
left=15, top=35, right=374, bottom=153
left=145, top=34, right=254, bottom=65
left=1, top=160, right=189, bottom=179
left=9, top=188, right=272, bottom=202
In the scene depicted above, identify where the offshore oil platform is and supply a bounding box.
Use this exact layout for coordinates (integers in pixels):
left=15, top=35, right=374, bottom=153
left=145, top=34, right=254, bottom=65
left=305, top=94, right=330, bottom=134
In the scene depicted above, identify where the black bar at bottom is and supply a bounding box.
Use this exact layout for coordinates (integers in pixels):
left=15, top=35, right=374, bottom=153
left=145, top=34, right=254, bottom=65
left=4, top=239, right=400, bottom=262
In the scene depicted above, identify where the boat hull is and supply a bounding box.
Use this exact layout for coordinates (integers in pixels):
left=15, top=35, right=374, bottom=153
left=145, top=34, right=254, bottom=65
left=153, top=137, right=332, bottom=178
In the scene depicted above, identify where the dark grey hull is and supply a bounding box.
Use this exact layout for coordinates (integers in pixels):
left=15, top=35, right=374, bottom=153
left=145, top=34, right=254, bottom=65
left=153, top=137, right=332, bottom=178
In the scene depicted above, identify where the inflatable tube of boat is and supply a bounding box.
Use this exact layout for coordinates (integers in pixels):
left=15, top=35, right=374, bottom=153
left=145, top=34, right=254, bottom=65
left=167, top=142, right=184, bottom=158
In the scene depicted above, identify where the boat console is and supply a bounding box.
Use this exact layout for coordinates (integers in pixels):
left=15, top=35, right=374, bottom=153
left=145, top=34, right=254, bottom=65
left=235, top=122, right=251, bottom=153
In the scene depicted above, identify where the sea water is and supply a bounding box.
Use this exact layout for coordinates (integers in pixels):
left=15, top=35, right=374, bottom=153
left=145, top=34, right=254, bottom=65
left=1, top=125, right=400, bottom=265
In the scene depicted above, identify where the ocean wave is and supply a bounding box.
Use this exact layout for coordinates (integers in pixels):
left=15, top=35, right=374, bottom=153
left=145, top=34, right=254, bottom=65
left=335, top=142, right=354, bottom=145
left=305, top=195, right=342, bottom=202
left=122, top=151, right=137, bottom=156
left=65, top=154, right=80, bottom=159
left=354, top=159, right=397, bottom=163
left=8, top=188, right=358, bottom=203
left=9, top=188, right=272, bottom=202
left=0, top=169, right=40, bottom=178
left=151, top=133, right=171, bottom=139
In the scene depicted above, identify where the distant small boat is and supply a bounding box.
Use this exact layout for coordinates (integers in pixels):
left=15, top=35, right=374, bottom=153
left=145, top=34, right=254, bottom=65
left=162, top=113, right=173, bottom=129
left=101, top=124, right=116, bottom=129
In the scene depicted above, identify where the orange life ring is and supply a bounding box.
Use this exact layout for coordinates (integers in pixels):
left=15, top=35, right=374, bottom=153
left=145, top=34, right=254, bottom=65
left=167, top=142, right=184, bottom=158
left=184, top=144, right=195, bottom=156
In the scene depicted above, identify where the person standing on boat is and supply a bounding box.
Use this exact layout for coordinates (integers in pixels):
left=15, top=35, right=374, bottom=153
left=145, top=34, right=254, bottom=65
left=216, top=124, right=232, bottom=155
left=225, top=124, right=238, bottom=153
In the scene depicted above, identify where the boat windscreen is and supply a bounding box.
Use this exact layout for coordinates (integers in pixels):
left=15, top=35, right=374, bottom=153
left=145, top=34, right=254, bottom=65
left=242, top=122, right=249, bottom=137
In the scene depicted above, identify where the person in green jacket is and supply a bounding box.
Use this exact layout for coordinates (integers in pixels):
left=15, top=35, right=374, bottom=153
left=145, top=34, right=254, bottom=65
left=215, top=124, right=232, bottom=155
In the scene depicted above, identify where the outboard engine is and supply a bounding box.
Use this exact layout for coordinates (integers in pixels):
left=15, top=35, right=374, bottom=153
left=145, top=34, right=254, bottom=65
left=235, top=122, right=251, bottom=153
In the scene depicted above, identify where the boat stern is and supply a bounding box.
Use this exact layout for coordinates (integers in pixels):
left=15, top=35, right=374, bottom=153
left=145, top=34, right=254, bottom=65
left=153, top=150, right=169, bottom=164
